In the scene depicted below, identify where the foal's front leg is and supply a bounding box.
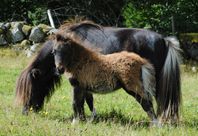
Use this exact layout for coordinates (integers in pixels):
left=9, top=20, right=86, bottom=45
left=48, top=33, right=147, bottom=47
left=69, top=77, right=96, bottom=123
left=72, top=86, right=86, bottom=124
left=85, top=92, right=96, bottom=120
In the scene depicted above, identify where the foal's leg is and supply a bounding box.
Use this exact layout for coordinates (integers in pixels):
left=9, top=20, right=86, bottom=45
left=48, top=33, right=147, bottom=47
left=124, top=90, right=158, bottom=125
left=72, top=86, right=86, bottom=123
left=69, top=77, right=96, bottom=120
left=85, top=92, right=96, bottom=120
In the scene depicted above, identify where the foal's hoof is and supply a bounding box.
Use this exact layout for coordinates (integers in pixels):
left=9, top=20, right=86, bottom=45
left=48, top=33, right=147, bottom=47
left=71, top=118, right=80, bottom=125
left=71, top=117, right=86, bottom=125
left=89, top=108, right=97, bottom=122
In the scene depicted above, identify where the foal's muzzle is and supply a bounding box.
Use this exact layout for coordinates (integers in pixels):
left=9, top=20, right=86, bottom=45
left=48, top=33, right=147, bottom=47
left=55, top=65, right=65, bottom=75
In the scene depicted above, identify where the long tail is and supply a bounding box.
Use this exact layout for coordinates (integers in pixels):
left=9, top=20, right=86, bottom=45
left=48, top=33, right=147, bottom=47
left=15, top=40, right=62, bottom=113
left=141, top=62, right=156, bottom=100
left=157, top=36, right=181, bottom=122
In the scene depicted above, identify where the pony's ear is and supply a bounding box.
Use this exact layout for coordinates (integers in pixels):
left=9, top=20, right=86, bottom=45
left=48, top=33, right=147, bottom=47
left=56, top=34, right=65, bottom=41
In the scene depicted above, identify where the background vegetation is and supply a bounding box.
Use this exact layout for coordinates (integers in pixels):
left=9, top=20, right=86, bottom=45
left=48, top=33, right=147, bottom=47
left=0, top=0, right=197, bottom=34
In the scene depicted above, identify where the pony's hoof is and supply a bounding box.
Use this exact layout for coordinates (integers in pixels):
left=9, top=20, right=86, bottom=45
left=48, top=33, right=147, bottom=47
left=22, top=108, right=29, bottom=115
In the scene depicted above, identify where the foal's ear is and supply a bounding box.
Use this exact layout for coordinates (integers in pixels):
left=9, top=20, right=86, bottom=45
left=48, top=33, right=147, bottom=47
left=56, top=34, right=65, bottom=41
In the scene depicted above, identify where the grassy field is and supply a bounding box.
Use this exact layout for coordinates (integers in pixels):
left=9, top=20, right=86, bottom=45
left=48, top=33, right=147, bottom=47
left=0, top=48, right=198, bottom=136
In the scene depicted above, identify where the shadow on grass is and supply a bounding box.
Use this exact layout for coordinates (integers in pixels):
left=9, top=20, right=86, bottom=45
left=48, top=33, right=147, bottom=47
left=91, top=109, right=150, bottom=128
left=42, top=108, right=150, bottom=128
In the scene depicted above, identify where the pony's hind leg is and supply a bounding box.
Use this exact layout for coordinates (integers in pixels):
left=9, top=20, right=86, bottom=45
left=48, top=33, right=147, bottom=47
left=124, top=90, right=158, bottom=125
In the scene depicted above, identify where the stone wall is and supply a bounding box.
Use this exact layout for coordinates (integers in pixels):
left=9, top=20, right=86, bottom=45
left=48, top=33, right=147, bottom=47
left=0, top=21, right=56, bottom=57
left=0, top=22, right=56, bottom=46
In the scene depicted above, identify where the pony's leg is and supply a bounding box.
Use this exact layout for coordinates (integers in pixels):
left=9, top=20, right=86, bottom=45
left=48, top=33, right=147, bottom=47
left=72, top=86, right=86, bottom=124
left=125, top=90, right=158, bottom=125
left=85, top=92, right=96, bottom=120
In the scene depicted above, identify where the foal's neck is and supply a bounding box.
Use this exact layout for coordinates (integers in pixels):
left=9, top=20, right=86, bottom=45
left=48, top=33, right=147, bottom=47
left=68, top=42, right=100, bottom=73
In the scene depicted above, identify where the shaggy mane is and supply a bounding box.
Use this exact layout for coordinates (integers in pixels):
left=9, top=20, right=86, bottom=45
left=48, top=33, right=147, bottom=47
left=59, top=20, right=102, bottom=32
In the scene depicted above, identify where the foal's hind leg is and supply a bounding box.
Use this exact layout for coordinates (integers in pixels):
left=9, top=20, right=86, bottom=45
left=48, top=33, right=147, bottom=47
left=124, top=90, right=158, bottom=125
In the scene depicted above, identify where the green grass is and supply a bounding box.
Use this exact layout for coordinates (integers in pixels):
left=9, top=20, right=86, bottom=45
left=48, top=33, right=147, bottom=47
left=0, top=49, right=198, bottom=136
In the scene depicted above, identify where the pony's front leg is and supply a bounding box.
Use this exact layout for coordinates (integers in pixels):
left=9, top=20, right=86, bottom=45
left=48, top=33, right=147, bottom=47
left=22, top=103, right=30, bottom=115
left=72, top=86, right=86, bottom=124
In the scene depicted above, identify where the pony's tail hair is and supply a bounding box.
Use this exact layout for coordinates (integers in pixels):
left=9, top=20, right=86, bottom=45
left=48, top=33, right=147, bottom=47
left=15, top=68, right=32, bottom=106
left=141, top=62, right=156, bottom=100
left=157, top=36, right=181, bottom=122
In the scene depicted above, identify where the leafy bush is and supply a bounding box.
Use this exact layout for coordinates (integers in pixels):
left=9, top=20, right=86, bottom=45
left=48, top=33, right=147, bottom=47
left=122, top=0, right=198, bottom=34
left=122, top=2, right=173, bottom=34
left=28, top=7, right=48, bottom=25
left=122, top=3, right=149, bottom=28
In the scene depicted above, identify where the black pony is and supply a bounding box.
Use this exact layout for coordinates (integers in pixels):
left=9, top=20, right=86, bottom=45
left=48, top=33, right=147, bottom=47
left=15, top=21, right=181, bottom=123
left=15, top=40, right=60, bottom=114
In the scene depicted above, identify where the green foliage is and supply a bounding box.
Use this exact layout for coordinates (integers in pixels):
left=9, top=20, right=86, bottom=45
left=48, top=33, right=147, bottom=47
left=122, top=2, right=173, bottom=34
left=122, top=0, right=198, bottom=34
left=122, top=3, right=149, bottom=28
left=0, top=0, right=47, bottom=25
left=28, top=7, right=48, bottom=25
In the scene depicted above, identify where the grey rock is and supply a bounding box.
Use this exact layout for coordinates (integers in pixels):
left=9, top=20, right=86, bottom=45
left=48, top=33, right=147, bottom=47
left=11, top=22, right=25, bottom=43
left=26, top=43, right=42, bottom=57
left=38, top=24, right=53, bottom=33
left=29, top=27, right=45, bottom=43
left=30, top=43, right=41, bottom=52
left=21, top=40, right=31, bottom=48
left=5, top=23, right=11, bottom=29
left=22, top=25, right=32, bottom=37
left=25, top=50, right=33, bottom=58
left=11, top=22, right=24, bottom=29
left=0, top=34, right=7, bottom=45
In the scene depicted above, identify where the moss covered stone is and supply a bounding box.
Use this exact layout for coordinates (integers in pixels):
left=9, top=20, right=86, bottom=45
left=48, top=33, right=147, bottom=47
left=22, top=25, right=32, bottom=37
